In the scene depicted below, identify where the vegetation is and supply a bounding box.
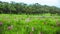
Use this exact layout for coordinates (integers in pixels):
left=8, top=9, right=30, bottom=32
left=0, top=1, right=60, bottom=14
left=0, top=14, right=60, bottom=34
left=0, top=1, right=60, bottom=34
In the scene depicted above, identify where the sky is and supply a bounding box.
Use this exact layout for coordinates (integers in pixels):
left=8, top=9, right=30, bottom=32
left=0, top=0, right=60, bottom=7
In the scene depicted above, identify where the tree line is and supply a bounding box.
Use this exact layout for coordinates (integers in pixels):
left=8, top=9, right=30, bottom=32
left=0, top=1, right=60, bottom=14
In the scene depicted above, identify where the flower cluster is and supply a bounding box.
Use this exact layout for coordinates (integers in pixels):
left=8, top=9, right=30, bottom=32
left=0, top=22, right=2, bottom=26
left=8, top=26, right=12, bottom=30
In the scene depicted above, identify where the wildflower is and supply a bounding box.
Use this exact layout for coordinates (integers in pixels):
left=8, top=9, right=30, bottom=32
left=40, top=32, right=42, bottom=34
left=32, top=27, right=34, bottom=31
left=0, top=22, right=2, bottom=26
left=8, top=26, right=12, bottom=30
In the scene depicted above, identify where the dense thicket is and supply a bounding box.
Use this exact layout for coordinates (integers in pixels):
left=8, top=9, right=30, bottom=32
left=0, top=1, right=60, bottom=14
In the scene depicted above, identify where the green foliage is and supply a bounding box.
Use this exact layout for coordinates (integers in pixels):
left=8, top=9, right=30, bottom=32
left=0, top=1, right=60, bottom=14
left=0, top=14, right=60, bottom=34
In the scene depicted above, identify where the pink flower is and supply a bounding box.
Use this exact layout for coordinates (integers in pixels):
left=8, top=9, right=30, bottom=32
left=40, top=32, right=42, bottom=34
left=8, top=26, right=11, bottom=30
left=0, top=22, right=2, bottom=26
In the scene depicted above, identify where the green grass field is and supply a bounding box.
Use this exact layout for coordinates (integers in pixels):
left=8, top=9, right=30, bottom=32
left=0, top=14, right=60, bottom=34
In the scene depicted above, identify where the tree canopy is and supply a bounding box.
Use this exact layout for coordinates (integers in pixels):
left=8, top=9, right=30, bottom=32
left=0, top=1, right=60, bottom=14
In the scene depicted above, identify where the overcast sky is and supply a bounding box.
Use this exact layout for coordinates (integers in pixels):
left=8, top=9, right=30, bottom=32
left=0, top=0, right=60, bottom=7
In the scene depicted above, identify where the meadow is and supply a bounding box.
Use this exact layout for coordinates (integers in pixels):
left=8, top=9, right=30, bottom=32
left=0, top=14, right=60, bottom=34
